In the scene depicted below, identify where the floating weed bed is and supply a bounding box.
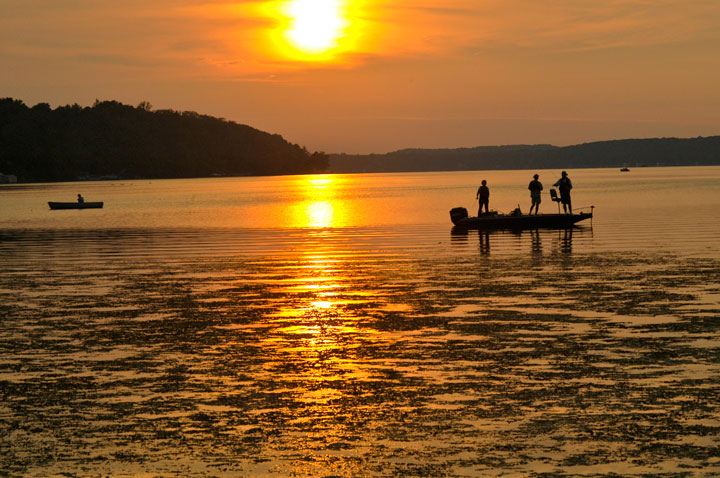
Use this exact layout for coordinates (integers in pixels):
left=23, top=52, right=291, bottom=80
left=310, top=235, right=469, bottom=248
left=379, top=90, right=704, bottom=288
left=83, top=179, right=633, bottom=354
left=1, top=250, right=719, bottom=477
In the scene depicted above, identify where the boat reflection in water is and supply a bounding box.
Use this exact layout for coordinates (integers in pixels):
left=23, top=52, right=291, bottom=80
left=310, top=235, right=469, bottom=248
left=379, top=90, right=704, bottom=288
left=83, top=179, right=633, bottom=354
left=451, top=227, right=588, bottom=256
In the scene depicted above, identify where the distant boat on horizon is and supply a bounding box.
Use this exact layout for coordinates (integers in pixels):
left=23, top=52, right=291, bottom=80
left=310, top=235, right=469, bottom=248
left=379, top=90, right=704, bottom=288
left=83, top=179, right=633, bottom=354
left=620, top=167, right=630, bottom=172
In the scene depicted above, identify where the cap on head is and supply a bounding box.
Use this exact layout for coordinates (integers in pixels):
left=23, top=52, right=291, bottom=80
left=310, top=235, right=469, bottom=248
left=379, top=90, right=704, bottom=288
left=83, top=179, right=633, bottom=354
left=533, top=174, right=539, bottom=179
left=561, top=171, right=567, bottom=176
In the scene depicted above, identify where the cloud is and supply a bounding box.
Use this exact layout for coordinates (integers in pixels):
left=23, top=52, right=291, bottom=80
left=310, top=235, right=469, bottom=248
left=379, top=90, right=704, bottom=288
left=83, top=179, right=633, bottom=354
left=69, top=54, right=161, bottom=67
left=470, top=0, right=719, bottom=51
left=354, top=0, right=720, bottom=58
left=2, top=0, right=719, bottom=81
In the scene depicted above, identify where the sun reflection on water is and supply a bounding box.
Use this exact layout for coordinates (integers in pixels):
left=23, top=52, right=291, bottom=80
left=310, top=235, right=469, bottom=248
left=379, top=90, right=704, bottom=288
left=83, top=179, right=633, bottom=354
left=305, top=201, right=334, bottom=228
left=262, top=238, right=378, bottom=355
left=288, top=175, right=349, bottom=228
left=267, top=250, right=355, bottom=319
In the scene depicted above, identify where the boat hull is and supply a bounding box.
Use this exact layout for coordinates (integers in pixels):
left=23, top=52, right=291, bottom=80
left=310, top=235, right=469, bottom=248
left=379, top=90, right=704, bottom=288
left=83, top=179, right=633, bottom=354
left=452, top=212, right=592, bottom=230
left=48, top=201, right=104, bottom=210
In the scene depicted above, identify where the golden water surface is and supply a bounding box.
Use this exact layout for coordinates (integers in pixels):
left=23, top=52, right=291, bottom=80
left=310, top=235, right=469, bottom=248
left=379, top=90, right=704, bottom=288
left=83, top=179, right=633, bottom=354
left=1, top=167, right=719, bottom=477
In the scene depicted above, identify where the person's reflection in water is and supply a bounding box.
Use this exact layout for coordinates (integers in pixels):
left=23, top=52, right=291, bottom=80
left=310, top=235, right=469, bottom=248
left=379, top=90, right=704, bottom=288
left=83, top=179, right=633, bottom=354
left=479, top=230, right=490, bottom=255
left=560, top=228, right=573, bottom=254
left=531, top=229, right=542, bottom=255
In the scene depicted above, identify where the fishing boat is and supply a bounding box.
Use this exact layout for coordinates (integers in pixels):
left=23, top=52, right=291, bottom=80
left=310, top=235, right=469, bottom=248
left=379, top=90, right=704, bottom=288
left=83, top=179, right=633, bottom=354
left=620, top=167, right=630, bottom=172
left=48, top=201, right=104, bottom=210
left=450, top=207, right=592, bottom=230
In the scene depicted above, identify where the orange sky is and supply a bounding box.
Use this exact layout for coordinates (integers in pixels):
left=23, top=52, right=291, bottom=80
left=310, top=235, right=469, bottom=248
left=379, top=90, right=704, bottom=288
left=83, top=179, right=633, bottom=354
left=2, top=0, right=719, bottom=153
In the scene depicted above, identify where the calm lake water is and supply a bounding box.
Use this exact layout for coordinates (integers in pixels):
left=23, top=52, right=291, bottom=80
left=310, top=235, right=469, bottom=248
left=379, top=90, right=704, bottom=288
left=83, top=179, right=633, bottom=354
left=1, top=167, right=719, bottom=477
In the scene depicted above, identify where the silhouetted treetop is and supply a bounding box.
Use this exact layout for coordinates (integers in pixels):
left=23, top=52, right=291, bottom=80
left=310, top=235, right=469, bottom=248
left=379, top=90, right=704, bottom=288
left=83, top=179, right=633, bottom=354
left=0, top=98, right=329, bottom=182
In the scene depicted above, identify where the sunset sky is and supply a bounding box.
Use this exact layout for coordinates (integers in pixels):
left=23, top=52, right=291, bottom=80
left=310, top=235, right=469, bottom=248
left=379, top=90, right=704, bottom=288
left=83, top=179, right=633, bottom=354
left=2, top=0, right=719, bottom=153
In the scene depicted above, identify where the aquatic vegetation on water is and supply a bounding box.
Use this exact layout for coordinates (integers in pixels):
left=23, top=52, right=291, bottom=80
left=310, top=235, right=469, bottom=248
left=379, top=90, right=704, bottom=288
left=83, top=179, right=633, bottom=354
left=1, top=247, right=719, bottom=477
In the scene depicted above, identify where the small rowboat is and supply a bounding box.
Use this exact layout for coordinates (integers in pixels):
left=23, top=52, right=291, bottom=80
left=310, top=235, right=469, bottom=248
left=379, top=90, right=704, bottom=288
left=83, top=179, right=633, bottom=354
left=450, top=207, right=592, bottom=230
left=48, top=201, right=104, bottom=210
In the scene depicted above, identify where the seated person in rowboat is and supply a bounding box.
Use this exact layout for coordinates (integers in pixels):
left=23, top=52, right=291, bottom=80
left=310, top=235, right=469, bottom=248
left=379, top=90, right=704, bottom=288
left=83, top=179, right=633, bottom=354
left=77, top=194, right=84, bottom=203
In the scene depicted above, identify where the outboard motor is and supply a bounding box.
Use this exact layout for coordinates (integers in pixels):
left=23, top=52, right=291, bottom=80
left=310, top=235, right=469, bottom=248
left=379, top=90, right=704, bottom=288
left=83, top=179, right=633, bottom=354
left=450, top=207, right=468, bottom=225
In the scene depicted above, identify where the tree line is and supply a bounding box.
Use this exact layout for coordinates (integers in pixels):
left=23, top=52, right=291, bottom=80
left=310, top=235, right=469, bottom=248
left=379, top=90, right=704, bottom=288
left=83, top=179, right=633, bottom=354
left=329, top=137, right=720, bottom=173
left=0, top=98, right=329, bottom=182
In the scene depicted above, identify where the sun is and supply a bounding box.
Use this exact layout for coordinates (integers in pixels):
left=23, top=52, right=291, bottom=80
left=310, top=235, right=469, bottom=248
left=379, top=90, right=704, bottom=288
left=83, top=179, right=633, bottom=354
left=261, top=0, right=367, bottom=63
left=279, top=0, right=349, bottom=59
left=287, top=0, right=345, bottom=52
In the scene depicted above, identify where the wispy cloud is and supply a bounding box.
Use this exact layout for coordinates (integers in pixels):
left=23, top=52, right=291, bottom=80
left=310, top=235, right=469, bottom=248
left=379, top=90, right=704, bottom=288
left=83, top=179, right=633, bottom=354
left=394, top=0, right=720, bottom=52
left=2, top=0, right=719, bottom=78
left=332, top=0, right=718, bottom=62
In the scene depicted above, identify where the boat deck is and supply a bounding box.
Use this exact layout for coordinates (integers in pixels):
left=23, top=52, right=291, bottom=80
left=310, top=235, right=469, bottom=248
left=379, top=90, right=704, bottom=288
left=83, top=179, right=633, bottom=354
left=451, top=211, right=592, bottom=230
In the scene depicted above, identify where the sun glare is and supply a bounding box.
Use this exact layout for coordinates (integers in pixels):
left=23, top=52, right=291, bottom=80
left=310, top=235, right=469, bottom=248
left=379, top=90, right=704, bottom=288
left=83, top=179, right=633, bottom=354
left=284, top=175, right=348, bottom=227
left=306, top=201, right=335, bottom=228
left=273, top=0, right=357, bottom=61
left=287, top=0, right=345, bottom=52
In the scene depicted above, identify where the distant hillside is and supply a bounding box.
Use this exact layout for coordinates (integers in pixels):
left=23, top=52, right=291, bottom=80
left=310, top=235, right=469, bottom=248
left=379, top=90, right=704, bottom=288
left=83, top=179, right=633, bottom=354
left=0, top=98, right=328, bottom=182
left=329, top=137, right=720, bottom=173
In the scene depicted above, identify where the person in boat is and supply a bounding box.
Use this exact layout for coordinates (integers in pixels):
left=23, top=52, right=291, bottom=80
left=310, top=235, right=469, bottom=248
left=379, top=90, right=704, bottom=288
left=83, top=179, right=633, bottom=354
left=476, top=180, right=490, bottom=215
left=553, top=171, right=572, bottom=214
left=528, top=174, right=543, bottom=215
left=77, top=194, right=85, bottom=203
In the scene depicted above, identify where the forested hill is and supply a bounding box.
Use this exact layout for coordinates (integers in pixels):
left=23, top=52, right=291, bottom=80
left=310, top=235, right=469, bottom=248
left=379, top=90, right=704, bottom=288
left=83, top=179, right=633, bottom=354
left=0, top=98, right=329, bottom=182
left=329, top=136, right=720, bottom=173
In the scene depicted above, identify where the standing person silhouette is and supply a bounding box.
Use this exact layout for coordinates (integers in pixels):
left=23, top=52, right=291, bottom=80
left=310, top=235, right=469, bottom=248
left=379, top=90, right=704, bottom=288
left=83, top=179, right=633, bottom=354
left=553, top=171, right=573, bottom=214
left=77, top=194, right=85, bottom=203
left=476, top=180, right=490, bottom=215
left=528, top=174, right=543, bottom=215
